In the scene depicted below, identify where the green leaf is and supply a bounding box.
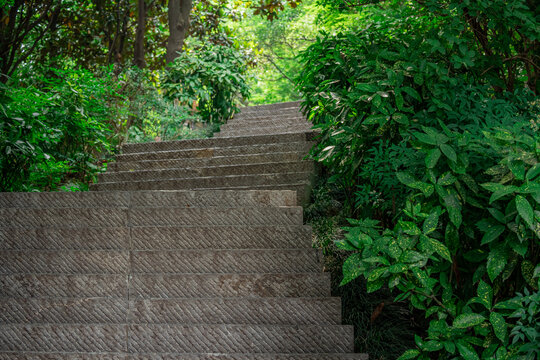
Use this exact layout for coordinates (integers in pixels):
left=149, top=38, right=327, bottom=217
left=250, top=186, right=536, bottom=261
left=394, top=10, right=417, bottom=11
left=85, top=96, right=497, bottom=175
left=340, top=253, right=365, bottom=286
left=399, top=220, right=422, bottom=235
left=397, top=349, right=420, bottom=360
left=453, top=313, right=486, bottom=328
left=456, top=339, right=479, bottom=360
left=413, top=132, right=438, bottom=145
left=427, top=237, right=452, bottom=261
left=487, top=246, right=507, bottom=281
left=423, top=209, right=440, bottom=234
left=440, top=144, right=457, bottom=162
left=441, top=188, right=462, bottom=228
left=438, top=172, right=457, bottom=186
left=397, top=172, right=434, bottom=197
left=477, top=280, right=493, bottom=309
left=401, top=86, right=421, bottom=101
left=489, top=312, right=507, bottom=342
left=526, top=163, right=540, bottom=180
left=368, top=267, right=388, bottom=282
left=480, top=224, right=505, bottom=245
left=515, top=195, right=535, bottom=230
left=425, top=148, right=441, bottom=168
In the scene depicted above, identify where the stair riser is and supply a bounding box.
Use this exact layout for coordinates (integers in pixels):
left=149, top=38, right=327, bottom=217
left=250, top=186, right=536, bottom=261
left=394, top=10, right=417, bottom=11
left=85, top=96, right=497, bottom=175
left=128, top=298, right=341, bottom=325
left=239, top=101, right=301, bottom=112
left=0, top=207, right=302, bottom=228
left=100, top=162, right=313, bottom=183
left=0, top=226, right=312, bottom=250
left=121, top=132, right=310, bottom=154
left=224, top=116, right=305, bottom=126
left=130, top=274, right=330, bottom=298
left=0, top=354, right=368, bottom=359
left=0, top=191, right=296, bottom=209
left=218, top=127, right=312, bottom=137
left=0, top=250, right=320, bottom=274
left=108, top=152, right=306, bottom=172
left=0, top=324, right=352, bottom=353
left=1, top=298, right=341, bottom=325
left=116, top=142, right=313, bottom=162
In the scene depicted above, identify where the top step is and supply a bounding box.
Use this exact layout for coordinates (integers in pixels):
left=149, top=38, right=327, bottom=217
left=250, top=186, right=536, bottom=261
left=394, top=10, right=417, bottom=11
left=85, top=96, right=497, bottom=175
left=121, top=132, right=315, bottom=155
left=238, top=101, right=301, bottom=114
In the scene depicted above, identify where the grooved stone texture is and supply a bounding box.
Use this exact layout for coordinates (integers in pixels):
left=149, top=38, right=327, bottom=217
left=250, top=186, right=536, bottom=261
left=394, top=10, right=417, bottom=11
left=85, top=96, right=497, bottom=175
left=1, top=102, right=367, bottom=359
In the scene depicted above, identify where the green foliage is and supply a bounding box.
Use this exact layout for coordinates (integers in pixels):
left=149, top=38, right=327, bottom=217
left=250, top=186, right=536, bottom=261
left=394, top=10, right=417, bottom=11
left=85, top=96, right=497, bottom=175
left=0, top=66, right=117, bottom=191
left=163, top=41, right=250, bottom=123
left=298, top=0, right=540, bottom=358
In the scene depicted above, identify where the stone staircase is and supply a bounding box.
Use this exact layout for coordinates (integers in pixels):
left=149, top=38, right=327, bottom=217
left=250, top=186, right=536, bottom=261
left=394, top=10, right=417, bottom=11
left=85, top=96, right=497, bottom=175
left=0, top=101, right=368, bottom=359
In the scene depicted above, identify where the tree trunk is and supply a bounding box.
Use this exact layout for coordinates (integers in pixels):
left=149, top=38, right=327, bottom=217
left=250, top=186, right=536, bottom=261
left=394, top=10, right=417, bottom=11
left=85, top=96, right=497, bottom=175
left=134, top=0, right=146, bottom=68
left=165, top=0, right=192, bottom=64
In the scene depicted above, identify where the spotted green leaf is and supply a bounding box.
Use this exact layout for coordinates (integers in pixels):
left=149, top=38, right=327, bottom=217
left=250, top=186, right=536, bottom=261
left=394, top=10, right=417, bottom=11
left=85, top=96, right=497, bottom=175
left=516, top=195, right=535, bottom=231
left=425, top=148, right=441, bottom=168
left=477, top=280, right=492, bottom=309
left=489, top=312, right=507, bottom=342
left=453, top=313, right=485, bottom=328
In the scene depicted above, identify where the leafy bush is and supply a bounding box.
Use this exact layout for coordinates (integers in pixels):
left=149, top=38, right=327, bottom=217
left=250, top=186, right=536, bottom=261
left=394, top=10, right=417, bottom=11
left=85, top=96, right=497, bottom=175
left=298, top=0, right=540, bottom=358
left=0, top=67, right=118, bottom=191
left=162, top=41, right=250, bottom=123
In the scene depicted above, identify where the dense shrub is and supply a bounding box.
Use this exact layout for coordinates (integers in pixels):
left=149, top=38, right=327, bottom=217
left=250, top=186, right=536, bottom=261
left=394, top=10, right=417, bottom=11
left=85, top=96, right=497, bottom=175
left=162, top=41, right=250, bottom=123
left=0, top=67, right=119, bottom=191
left=298, top=0, right=540, bottom=358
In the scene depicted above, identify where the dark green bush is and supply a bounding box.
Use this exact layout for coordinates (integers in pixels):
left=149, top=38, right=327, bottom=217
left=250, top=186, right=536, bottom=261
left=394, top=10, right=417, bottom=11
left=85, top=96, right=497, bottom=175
left=162, top=41, right=250, bottom=124
left=298, top=0, right=540, bottom=358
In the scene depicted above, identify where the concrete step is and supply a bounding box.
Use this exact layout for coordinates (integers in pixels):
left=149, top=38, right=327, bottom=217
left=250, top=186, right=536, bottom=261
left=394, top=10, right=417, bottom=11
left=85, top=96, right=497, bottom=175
left=127, top=324, right=354, bottom=353
left=128, top=297, right=341, bottom=325
left=0, top=250, right=129, bottom=274
left=91, top=172, right=313, bottom=193
left=115, top=141, right=313, bottom=163
left=99, top=162, right=313, bottom=184
left=130, top=273, right=330, bottom=298
left=0, top=226, right=312, bottom=250
left=1, top=297, right=341, bottom=325
left=0, top=190, right=296, bottom=208
left=0, top=324, right=353, bottom=353
left=1, top=274, right=127, bottom=298
left=121, top=132, right=312, bottom=154
left=1, top=298, right=128, bottom=324
left=219, top=124, right=312, bottom=135
left=239, top=101, right=301, bottom=113
left=0, top=207, right=303, bottom=228
left=107, top=152, right=307, bottom=172
left=216, top=128, right=313, bottom=138
left=204, top=182, right=312, bottom=205
left=0, top=353, right=369, bottom=359
left=225, top=115, right=305, bottom=125
left=130, top=225, right=312, bottom=250
left=130, top=249, right=321, bottom=274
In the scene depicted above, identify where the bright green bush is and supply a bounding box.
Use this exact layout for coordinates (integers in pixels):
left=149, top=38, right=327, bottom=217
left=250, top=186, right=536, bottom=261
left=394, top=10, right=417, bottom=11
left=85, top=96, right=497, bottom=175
left=0, top=67, right=118, bottom=191
left=298, top=0, right=540, bottom=358
left=162, top=41, right=250, bottom=123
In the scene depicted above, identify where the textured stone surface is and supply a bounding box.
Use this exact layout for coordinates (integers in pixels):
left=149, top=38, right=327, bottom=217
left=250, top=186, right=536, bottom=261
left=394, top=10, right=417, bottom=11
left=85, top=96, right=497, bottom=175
left=0, top=274, right=127, bottom=298
left=128, top=297, right=340, bottom=325
left=91, top=172, right=313, bottom=192
left=0, top=102, right=367, bottom=359
left=0, top=354, right=368, bottom=360
left=127, top=324, right=353, bottom=353
left=99, top=161, right=313, bottom=183
left=129, top=273, right=330, bottom=298
left=120, top=132, right=310, bottom=154
left=130, top=226, right=311, bottom=250
left=0, top=250, right=129, bottom=274
left=0, top=298, right=128, bottom=324
left=108, top=151, right=305, bottom=172
left=115, top=141, right=312, bottom=162
left=130, top=249, right=321, bottom=273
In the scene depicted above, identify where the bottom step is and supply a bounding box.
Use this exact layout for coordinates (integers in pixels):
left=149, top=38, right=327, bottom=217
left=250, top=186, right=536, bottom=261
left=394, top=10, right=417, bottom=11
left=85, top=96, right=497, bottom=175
left=0, top=353, right=369, bottom=359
